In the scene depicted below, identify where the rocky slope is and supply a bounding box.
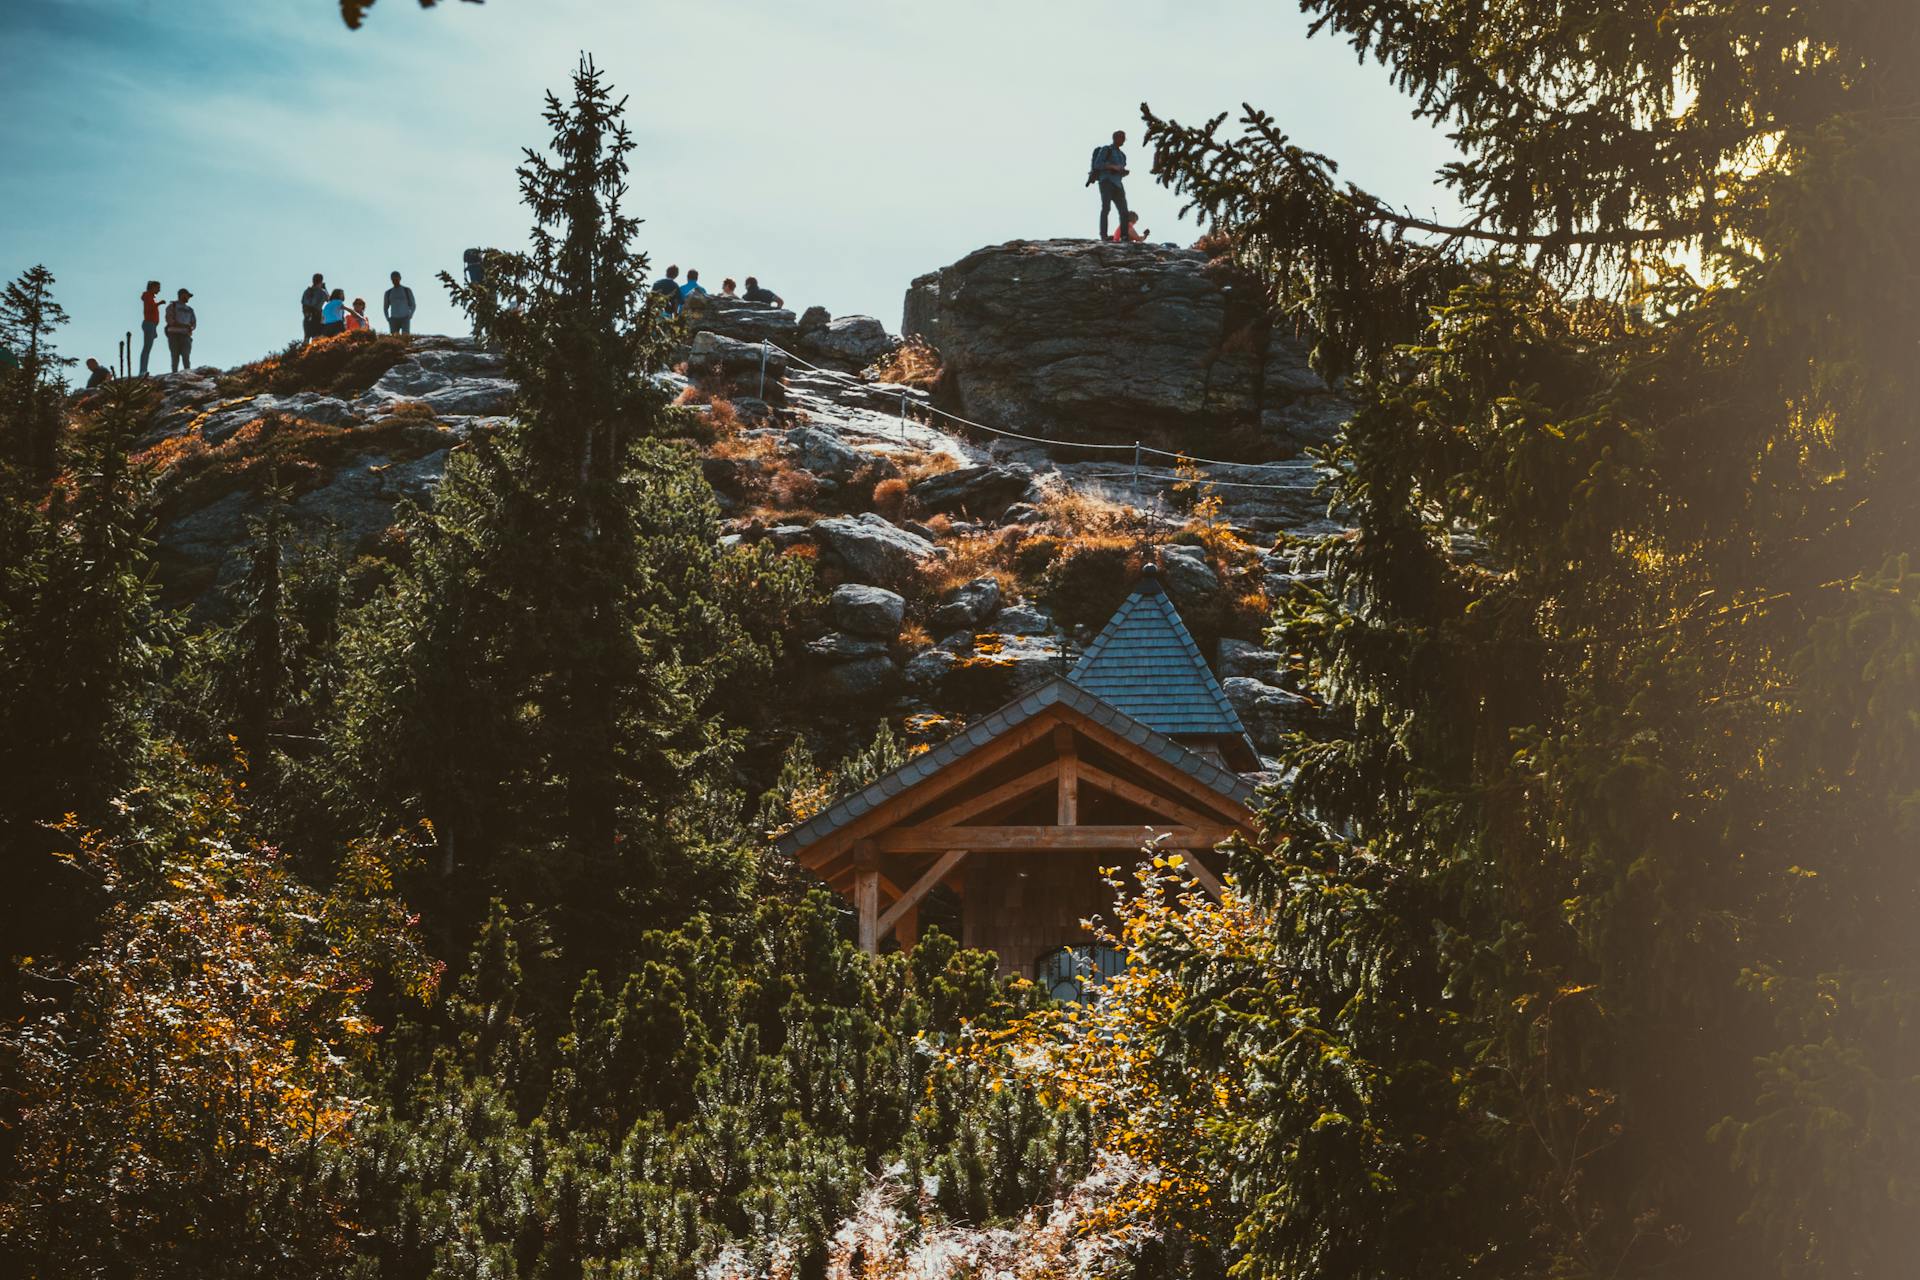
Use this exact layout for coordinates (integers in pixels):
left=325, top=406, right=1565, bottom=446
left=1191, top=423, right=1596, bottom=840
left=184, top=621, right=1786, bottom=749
left=130, top=240, right=1346, bottom=769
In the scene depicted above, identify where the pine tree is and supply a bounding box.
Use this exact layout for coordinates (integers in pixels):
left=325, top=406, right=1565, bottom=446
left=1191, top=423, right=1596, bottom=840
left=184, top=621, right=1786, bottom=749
left=0, top=380, right=164, bottom=985
left=333, top=59, right=808, bottom=976
left=0, top=264, right=74, bottom=485
left=1136, top=3, right=1920, bottom=1276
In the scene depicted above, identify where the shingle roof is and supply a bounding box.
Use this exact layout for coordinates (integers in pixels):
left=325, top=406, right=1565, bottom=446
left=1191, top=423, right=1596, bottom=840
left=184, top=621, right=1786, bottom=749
left=774, top=677, right=1255, bottom=858
left=1068, top=567, right=1254, bottom=746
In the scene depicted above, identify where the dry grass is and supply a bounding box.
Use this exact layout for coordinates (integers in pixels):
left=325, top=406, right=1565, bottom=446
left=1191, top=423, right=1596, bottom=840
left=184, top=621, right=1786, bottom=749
left=897, top=620, right=932, bottom=652
left=866, top=335, right=943, bottom=388
left=912, top=528, right=1021, bottom=606
left=898, top=450, right=960, bottom=485
left=1037, top=486, right=1136, bottom=538
left=871, top=476, right=909, bottom=518
left=768, top=465, right=819, bottom=508
left=218, top=332, right=414, bottom=399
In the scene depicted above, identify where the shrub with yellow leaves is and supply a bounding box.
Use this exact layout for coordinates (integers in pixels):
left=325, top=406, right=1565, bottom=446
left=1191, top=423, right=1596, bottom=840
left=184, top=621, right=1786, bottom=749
left=938, top=851, right=1275, bottom=1261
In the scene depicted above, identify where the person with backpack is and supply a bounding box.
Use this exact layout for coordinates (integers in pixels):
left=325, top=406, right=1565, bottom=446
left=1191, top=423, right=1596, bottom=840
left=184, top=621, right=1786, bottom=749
left=319, top=288, right=349, bottom=337
left=139, top=279, right=162, bottom=376
left=384, top=271, right=417, bottom=335
left=301, top=273, right=329, bottom=342
left=679, top=268, right=708, bottom=305
left=164, top=288, right=197, bottom=373
left=1087, top=129, right=1131, bottom=241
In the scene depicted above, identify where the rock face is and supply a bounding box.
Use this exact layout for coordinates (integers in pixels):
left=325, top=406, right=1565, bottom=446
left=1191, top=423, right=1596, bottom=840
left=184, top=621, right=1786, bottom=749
left=683, top=295, right=799, bottom=344
left=688, top=331, right=788, bottom=384
left=809, top=513, right=941, bottom=584
left=1223, top=676, right=1319, bottom=753
left=831, top=584, right=906, bottom=638
left=904, top=238, right=1348, bottom=447
left=796, top=315, right=893, bottom=370
left=908, top=463, right=1033, bottom=518
left=930, top=576, right=1002, bottom=634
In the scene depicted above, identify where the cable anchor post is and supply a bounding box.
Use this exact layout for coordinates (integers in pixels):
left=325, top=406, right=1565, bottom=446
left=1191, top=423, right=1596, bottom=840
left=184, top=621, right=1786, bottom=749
left=758, top=340, right=769, bottom=400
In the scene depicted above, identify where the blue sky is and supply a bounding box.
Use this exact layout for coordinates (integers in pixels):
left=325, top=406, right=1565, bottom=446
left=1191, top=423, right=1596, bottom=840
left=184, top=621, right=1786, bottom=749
left=1, top=0, right=1464, bottom=371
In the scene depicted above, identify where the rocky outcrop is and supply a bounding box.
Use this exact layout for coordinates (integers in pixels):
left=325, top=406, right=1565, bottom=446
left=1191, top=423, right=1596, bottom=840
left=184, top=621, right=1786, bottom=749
left=930, top=576, right=1002, bottom=634
left=809, top=513, right=941, bottom=584
left=681, top=295, right=896, bottom=374
left=831, top=584, right=906, bottom=638
left=904, top=238, right=1348, bottom=448
left=908, top=463, right=1033, bottom=518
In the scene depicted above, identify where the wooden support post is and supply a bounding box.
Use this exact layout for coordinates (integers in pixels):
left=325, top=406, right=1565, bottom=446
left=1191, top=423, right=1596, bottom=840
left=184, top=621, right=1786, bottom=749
left=854, top=840, right=881, bottom=954
left=1055, top=725, right=1079, bottom=826
left=856, top=870, right=880, bottom=953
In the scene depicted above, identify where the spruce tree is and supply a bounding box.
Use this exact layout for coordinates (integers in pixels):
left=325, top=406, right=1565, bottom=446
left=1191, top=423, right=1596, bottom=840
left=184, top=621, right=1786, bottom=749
left=0, top=264, right=73, bottom=485
left=333, top=59, right=807, bottom=975
left=0, top=380, right=163, bottom=992
left=1137, top=3, right=1920, bottom=1276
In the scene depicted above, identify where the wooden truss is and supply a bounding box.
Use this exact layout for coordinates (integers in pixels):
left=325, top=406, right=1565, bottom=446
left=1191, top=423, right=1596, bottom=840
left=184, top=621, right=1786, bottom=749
left=793, top=702, right=1252, bottom=953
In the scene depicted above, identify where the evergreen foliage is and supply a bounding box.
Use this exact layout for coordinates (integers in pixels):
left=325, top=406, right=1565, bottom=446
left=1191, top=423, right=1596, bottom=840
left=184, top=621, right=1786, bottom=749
left=0, top=264, right=74, bottom=485
left=0, top=381, right=167, bottom=989
left=1131, top=3, right=1920, bottom=1276
left=334, top=58, right=809, bottom=971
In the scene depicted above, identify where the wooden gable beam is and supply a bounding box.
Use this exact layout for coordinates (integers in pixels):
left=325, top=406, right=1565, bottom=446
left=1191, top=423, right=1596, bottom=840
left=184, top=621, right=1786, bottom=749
left=796, top=714, right=1061, bottom=867
left=1074, top=760, right=1226, bottom=831
left=1051, top=707, right=1255, bottom=827
left=915, top=760, right=1059, bottom=829
left=875, top=824, right=1237, bottom=853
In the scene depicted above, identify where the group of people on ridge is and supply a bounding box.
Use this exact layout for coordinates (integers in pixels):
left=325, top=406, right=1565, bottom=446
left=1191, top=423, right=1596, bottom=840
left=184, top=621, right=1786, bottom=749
left=300, top=271, right=417, bottom=341
left=86, top=133, right=1144, bottom=388
left=649, top=265, right=784, bottom=316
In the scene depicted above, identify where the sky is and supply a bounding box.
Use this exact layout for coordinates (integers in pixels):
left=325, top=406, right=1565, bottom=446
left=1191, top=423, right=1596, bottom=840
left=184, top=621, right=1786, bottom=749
left=1, top=0, right=1466, bottom=372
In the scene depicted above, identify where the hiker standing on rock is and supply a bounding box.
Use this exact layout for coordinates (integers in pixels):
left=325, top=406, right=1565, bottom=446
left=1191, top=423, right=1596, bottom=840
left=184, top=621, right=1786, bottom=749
left=1088, top=129, right=1130, bottom=241
left=164, top=288, right=197, bottom=373
left=139, top=279, right=161, bottom=376
left=384, top=271, right=416, bottom=335
left=302, top=274, right=329, bottom=342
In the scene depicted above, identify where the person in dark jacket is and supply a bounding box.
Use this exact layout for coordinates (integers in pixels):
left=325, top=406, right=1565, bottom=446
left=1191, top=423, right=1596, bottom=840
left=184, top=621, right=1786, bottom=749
left=651, top=264, right=683, bottom=314
left=164, top=288, right=197, bottom=373
left=301, top=273, right=329, bottom=341
left=1088, top=130, right=1130, bottom=241
left=85, top=357, right=114, bottom=388
left=742, top=276, right=783, bottom=306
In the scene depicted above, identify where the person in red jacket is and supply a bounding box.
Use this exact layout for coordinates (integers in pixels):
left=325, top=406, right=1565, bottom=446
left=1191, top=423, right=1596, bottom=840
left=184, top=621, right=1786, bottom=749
left=1108, top=211, right=1151, bottom=243
left=139, top=280, right=162, bottom=376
